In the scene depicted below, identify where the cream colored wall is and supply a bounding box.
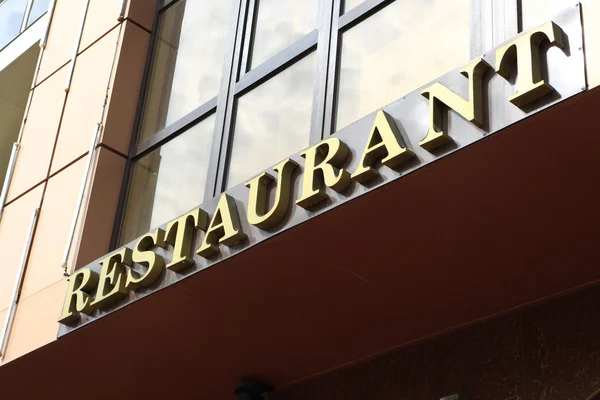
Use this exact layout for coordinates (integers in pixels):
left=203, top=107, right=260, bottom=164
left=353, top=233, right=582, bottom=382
left=0, top=0, right=154, bottom=365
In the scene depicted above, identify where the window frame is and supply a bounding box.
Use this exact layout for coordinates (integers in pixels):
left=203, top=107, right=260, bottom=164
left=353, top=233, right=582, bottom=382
left=110, top=0, right=521, bottom=249
left=0, top=0, right=44, bottom=52
left=214, top=0, right=332, bottom=192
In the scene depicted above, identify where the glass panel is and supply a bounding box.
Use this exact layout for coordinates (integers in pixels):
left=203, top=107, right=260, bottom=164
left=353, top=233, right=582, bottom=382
left=335, top=0, right=470, bottom=131
left=0, top=45, right=40, bottom=193
left=120, top=115, right=216, bottom=245
left=521, top=0, right=572, bottom=31
left=138, top=0, right=232, bottom=143
left=343, top=0, right=365, bottom=14
left=250, top=0, right=318, bottom=69
left=27, top=0, right=51, bottom=27
left=226, top=53, right=316, bottom=189
left=0, top=0, right=27, bottom=50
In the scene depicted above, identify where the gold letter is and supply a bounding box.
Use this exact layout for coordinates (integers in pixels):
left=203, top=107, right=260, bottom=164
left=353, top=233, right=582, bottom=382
left=91, top=248, right=132, bottom=309
left=496, top=21, right=565, bottom=107
left=126, top=228, right=166, bottom=290
left=165, top=209, right=207, bottom=271
left=197, top=194, right=247, bottom=258
left=296, top=138, right=351, bottom=208
left=351, top=110, right=414, bottom=183
left=58, top=268, right=99, bottom=324
left=420, top=58, right=491, bottom=151
left=246, top=158, right=298, bottom=229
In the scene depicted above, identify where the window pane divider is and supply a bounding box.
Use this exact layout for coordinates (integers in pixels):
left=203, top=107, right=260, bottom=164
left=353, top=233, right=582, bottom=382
left=234, top=29, right=318, bottom=96
left=20, top=0, right=34, bottom=32
left=205, top=0, right=247, bottom=198
left=239, top=0, right=258, bottom=77
left=133, top=97, right=218, bottom=158
left=339, top=0, right=394, bottom=31
left=159, top=0, right=178, bottom=12
left=324, top=0, right=342, bottom=137
left=310, top=0, right=335, bottom=142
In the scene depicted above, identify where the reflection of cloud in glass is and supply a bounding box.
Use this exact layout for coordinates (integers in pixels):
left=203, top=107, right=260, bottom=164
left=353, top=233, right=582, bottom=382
left=521, top=0, right=572, bottom=30
left=336, top=0, right=470, bottom=131
left=150, top=115, right=216, bottom=228
left=343, top=0, right=365, bottom=14
left=227, top=53, right=316, bottom=188
left=27, top=0, right=50, bottom=27
left=165, top=0, right=232, bottom=125
left=121, top=115, right=216, bottom=244
left=0, top=0, right=27, bottom=50
left=139, top=0, right=233, bottom=141
left=251, top=0, right=318, bottom=68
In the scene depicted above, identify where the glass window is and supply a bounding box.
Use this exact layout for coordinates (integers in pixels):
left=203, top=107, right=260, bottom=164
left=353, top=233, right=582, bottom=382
left=226, top=53, right=317, bottom=189
left=250, top=0, right=318, bottom=69
left=0, top=45, right=40, bottom=193
left=120, top=115, right=216, bottom=245
left=521, top=0, right=573, bottom=31
left=343, top=0, right=365, bottom=14
left=0, top=0, right=27, bottom=50
left=27, top=0, right=50, bottom=27
left=138, top=0, right=233, bottom=143
left=335, top=0, right=470, bottom=131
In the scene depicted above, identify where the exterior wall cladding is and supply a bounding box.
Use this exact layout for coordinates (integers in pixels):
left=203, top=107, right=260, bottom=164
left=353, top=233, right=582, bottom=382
left=0, top=0, right=154, bottom=364
left=0, top=1, right=598, bottom=399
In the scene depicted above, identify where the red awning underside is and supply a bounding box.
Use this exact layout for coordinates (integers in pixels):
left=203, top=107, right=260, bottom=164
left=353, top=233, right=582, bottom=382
left=1, top=88, right=599, bottom=399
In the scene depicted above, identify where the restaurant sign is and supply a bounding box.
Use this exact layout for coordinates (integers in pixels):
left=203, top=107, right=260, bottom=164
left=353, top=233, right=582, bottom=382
left=58, top=6, right=586, bottom=336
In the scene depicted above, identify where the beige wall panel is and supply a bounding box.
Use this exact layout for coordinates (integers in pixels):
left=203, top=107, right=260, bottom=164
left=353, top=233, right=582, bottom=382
left=0, top=186, right=44, bottom=312
left=103, top=22, right=150, bottom=154
left=126, top=0, right=157, bottom=31
left=74, top=148, right=126, bottom=268
left=2, top=279, right=67, bottom=363
left=50, top=29, right=119, bottom=175
left=80, top=0, right=122, bottom=52
left=584, top=0, right=600, bottom=89
left=20, top=158, right=86, bottom=300
left=36, top=0, right=86, bottom=85
left=7, top=67, right=68, bottom=203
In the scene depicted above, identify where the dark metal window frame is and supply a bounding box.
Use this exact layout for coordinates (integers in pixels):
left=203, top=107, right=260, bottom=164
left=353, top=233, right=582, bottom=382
left=110, top=0, right=520, bottom=249
left=0, top=0, right=47, bottom=52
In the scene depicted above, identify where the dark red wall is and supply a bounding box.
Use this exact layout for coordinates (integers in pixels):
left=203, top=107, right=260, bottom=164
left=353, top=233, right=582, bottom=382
left=269, top=281, right=600, bottom=400
left=1, top=87, right=600, bottom=400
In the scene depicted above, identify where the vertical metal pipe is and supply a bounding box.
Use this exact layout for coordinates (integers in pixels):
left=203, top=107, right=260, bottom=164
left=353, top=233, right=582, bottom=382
left=40, top=0, right=57, bottom=48
left=61, top=123, right=102, bottom=275
left=29, top=38, right=45, bottom=94
left=65, top=2, right=126, bottom=261
left=0, top=144, right=21, bottom=222
left=118, top=0, right=128, bottom=21
left=0, top=208, right=40, bottom=359
left=65, top=0, right=91, bottom=92
left=17, top=47, right=45, bottom=144
left=20, top=0, right=35, bottom=32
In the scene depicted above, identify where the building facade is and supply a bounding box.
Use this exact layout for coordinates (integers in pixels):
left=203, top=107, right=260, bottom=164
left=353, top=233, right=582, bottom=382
left=0, top=0, right=598, bottom=398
